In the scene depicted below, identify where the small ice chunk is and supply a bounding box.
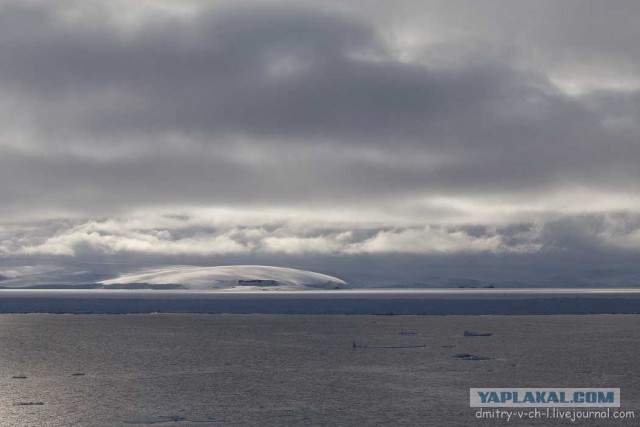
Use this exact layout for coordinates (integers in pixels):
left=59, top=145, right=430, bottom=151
left=353, top=340, right=425, bottom=349
left=451, top=353, right=490, bottom=361
left=124, top=415, right=186, bottom=424
left=464, top=330, right=493, bottom=337
left=124, top=415, right=222, bottom=424
left=184, top=416, right=223, bottom=423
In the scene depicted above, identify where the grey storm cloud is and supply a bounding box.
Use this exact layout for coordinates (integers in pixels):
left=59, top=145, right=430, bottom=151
left=1, top=0, right=640, bottom=285
left=0, top=1, right=639, bottom=208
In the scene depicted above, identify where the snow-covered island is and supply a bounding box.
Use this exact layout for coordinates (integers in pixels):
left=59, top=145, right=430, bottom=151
left=100, top=265, right=348, bottom=291
left=3, top=265, right=640, bottom=314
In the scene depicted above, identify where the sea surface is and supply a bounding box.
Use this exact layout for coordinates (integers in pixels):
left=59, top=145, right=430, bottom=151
left=3, top=289, right=640, bottom=314
left=1, top=314, right=639, bottom=426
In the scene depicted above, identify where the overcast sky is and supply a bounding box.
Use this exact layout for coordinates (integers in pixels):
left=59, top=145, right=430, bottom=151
left=1, top=0, right=640, bottom=286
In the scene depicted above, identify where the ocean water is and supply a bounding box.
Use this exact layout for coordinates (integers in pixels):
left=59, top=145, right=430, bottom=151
left=4, top=289, right=640, bottom=315
left=1, top=314, right=639, bottom=426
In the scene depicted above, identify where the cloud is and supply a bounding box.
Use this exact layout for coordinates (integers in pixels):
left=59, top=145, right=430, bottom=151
left=347, top=227, right=506, bottom=254
left=1, top=1, right=640, bottom=285
left=0, top=216, right=529, bottom=258
left=3, top=211, right=640, bottom=286
left=0, top=1, right=639, bottom=220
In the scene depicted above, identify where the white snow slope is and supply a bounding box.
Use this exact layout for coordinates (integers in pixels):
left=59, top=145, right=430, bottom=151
left=100, top=265, right=348, bottom=290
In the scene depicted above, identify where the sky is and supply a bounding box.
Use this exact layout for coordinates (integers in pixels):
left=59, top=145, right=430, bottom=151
left=1, top=0, right=640, bottom=286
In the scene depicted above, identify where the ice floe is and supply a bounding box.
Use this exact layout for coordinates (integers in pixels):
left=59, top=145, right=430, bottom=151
left=124, top=415, right=222, bottom=424
left=451, top=353, right=490, bottom=361
left=464, top=330, right=493, bottom=337
left=352, top=340, right=425, bottom=349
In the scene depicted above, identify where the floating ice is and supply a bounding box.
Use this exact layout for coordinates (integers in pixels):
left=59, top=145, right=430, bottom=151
left=124, top=415, right=185, bottom=424
left=451, top=353, right=490, bottom=361
left=352, top=340, right=425, bottom=349
left=124, top=415, right=222, bottom=424
left=184, top=416, right=222, bottom=423
left=464, top=330, right=493, bottom=337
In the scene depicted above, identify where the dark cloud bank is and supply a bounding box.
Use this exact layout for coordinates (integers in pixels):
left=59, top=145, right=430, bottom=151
left=1, top=1, right=640, bottom=286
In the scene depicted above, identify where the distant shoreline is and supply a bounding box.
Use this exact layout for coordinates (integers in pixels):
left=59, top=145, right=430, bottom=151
left=1, top=289, right=640, bottom=315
